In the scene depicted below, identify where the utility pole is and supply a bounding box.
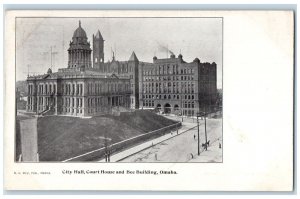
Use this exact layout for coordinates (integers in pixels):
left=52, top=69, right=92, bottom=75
left=204, top=106, right=208, bottom=151
left=50, top=46, right=58, bottom=71
left=50, top=46, right=53, bottom=69
left=197, top=113, right=200, bottom=156
left=27, top=64, right=30, bottom=77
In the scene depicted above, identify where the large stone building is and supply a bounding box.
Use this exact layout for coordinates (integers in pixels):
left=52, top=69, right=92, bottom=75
left=26, top=21, right=217, bottom=117
left=139, top=54, right=217, bottom=116
left=26, top=21, right=131, bottom=117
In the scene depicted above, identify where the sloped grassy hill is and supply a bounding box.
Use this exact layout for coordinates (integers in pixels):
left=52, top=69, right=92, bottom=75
left=36, top=110, right=176, bottom=161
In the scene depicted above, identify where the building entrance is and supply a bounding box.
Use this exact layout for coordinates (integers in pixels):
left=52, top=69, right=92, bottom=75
left=164, top=103, right=171, bottom=114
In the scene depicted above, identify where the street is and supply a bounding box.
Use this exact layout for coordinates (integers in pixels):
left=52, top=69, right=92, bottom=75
left=120, top=116, right=222, bottom=163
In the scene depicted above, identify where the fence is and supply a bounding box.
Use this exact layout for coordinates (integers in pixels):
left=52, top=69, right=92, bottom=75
left=63, top=122, right=181, bottom=162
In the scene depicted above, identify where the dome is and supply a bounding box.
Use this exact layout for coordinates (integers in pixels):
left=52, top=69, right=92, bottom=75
left=193, top=58, right=200, bottom=63
left=178, top=54, right=183, bottom=59
left=72, top=21, right=87, bottom=38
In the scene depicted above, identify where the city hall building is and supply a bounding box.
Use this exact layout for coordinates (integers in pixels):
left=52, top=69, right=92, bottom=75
left=26, top=21, right=217, bottom=117
left=26, top=21, right=131, bottom=117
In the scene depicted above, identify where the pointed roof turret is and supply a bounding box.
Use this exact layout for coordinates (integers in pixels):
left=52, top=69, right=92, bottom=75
left=128, top=51, right=139, bottom=62
left=95, top=30, right=104, bottom=40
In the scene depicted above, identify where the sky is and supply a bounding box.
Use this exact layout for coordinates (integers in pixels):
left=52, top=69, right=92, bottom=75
left=16, top=17, right=222, bottom=88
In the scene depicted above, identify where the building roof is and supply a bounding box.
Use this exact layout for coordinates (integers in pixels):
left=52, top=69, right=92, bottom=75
left=72, top=20, right=87, bottom=38
left=128, top=51, right=139, bottom=62
left=27, top=68, right=130, bottom=81
left=68, top=21, right=91, bottom=51
left=95, top=30, right=104, bottom=40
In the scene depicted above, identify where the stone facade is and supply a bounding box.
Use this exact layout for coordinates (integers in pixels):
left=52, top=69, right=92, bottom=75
left=139, top=55, right=217, bottom=116
left=26, top=21, right=217, bottom=117
left=26, top=21, right=131, bottom=117
left=27, top=68, right=131, bottom=117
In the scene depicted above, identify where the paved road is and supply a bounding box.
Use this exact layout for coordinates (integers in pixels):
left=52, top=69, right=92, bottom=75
left=98, top=122, right=197, bottom=162
left=120, top=118, right=222, bottom=163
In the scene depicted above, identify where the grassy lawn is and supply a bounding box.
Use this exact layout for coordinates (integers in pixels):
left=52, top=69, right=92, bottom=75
left=35, top=110, right=177, bottom=161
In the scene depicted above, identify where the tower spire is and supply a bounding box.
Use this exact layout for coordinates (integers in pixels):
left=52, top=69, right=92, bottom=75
left=79, top=20, right=81, bottom=27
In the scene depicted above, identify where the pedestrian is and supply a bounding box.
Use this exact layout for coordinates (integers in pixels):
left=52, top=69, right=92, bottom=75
left=194, top=134, right=196, bottom=140
left=105, top=153, right=108, bottom=162
left=155, top=153, right=158, bottom=161
left=219, top=143, right=222, bottom=149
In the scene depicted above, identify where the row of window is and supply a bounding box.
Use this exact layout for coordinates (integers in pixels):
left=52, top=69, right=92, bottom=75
left=27, top=96, right=35, bottom=111
left=62, top=97, right=83, bottom=108
left=142, top=101, right=195, bottom=109
left=143, top=89, right=194, bottom=94
left=143, top=75, right=194, bottom=82
left=98, top=64, right=135, bottom=74
left=143, top=100, right=154, bottom=107
left=35, top=84, right=57, bottom=95
left=143, top=82, right=195, bottom=94
left=63, top=108, right=83, bottom=114
left=143, top=65, right=194, bottom=76
left=60, top=82, right=131, bottom=96
left=27, top=96, right=34, bottom=105
left=87, top=97, right=107, bottom=107
left=143, top=82, right=194, bottom=88
left=87, top=82, right=130, bottom=95
left=142, top=94, right=195, bottom=100
left=62, top=83, right=83, bottom=96
left=182, top=110, right=195, bottom=116
left=37, top=96, right=55, bottom=106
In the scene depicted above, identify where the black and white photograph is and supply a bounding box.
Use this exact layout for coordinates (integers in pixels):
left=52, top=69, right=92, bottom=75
left=4, top=8, right=294, bottom=192
left=15, top=17, right=223, bottom=163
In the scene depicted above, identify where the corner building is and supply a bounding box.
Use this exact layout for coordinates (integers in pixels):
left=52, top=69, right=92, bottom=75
left=139, top=54, right=217, bottom=116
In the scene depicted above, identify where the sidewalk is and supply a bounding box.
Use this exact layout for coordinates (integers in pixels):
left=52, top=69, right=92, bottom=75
left=98, top=122, right=197, bottom=162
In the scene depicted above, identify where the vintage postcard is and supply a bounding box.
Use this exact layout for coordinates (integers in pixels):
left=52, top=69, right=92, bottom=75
left=4, top=10, right=294, bottom=191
